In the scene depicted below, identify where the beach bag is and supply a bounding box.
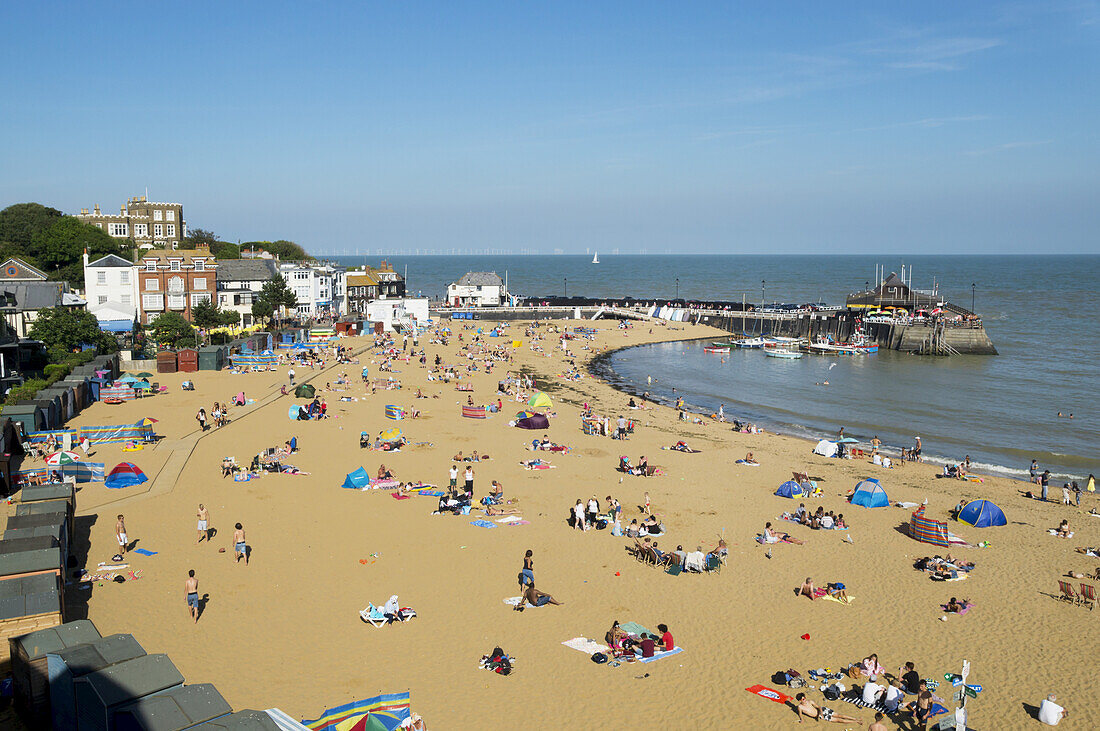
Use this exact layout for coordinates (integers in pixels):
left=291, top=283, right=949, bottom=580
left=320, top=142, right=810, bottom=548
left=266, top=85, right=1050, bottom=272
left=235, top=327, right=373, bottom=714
left=823, top=685, right=841, bottom=701
left=591, top=652, right=608, bottom=664
left=485, top=647, right=512, bottom=675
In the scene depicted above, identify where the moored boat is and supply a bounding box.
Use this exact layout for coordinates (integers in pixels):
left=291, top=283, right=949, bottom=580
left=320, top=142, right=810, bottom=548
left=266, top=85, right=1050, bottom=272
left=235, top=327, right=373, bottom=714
left=765, top=349, right=803, bottom=359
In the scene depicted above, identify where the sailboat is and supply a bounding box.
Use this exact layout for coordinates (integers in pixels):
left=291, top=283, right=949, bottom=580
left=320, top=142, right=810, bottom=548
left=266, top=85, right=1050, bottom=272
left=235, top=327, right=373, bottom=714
left=592, top=251, right=599, bottom=264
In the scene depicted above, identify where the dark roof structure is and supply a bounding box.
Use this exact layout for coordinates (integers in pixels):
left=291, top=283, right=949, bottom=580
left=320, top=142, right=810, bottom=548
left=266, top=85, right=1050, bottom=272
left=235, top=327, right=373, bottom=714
left=454, top=272, right=504, bottom=287
left=215, top=259, right=280, bottom=282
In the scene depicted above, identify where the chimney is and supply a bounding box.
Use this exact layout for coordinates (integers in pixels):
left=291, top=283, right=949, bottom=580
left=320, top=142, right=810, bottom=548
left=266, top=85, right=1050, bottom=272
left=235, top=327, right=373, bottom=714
left=121, top=205, right=126, bottom=215
left=93, top=204, right=100, bottom=215
left=83, top=249, right=89, bottom=268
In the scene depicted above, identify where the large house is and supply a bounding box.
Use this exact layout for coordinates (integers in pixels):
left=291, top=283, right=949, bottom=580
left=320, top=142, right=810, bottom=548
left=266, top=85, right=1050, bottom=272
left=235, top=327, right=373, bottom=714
left=0, top=258, right=86, bottom=337
left=345, top=261, right=406, bottom=315
left=83, top=252, right=138, bottom=322
left=279, top=261, right=345, bottom=318
left=137, top=245, right=217, bottom=324
left=216, top=258, right=280, bottom=327
left=446, top=272, right=507, bottom=307
left=74, top=195, right=186, bottom=250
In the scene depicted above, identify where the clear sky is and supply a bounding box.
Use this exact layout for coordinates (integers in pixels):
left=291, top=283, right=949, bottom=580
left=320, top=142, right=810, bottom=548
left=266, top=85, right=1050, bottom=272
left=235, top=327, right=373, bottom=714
left=1, top=2, right=1097, bottom=254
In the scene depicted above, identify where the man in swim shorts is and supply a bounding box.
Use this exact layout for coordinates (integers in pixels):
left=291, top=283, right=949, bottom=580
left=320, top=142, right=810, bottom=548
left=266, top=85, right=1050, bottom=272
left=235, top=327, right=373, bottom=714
left=185, top=570, right=199, bottom=623
left=115, top=514, right=128, bottom=556
left=795, top=693, right=862, bottom=724
left=196, top=504, right=209, bottom=543
left=514, top=583, right=563, bottom=610
left=234, top=523, right=248, bottom=565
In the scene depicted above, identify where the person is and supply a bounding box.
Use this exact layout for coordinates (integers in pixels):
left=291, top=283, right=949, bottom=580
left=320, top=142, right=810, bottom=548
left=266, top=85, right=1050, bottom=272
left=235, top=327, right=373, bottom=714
left=626, top=519, right=640, bottom=538
left=1062, top=483, right=1072, bottom=505
left=798, top=577, right=817, bottom=600
left=1038, top=693, right=1067, bottom=725
left=448, top=464, right=458, bottom=493
left=514, top=583, right=562, bottom=609
left=234, top=523, right=248, bottom=564
left=827, top=582, right=850, bottom=603
left=838, top=426, right=845, bottom=440
left=1030, top=459, right=1040, bottom=483
left=870, top=435, right=881, bottom=448
left=616, top=414, right=627, bottom=440
left=906, top=680, right=933, bottom=728
left=605, top=620, right=628, bottom=651
left=794, top=693, right=862, bottom=725
left=288, top=367, right=295, bottom=386
left=490, top=481, right=504, bottom=503
left=196, top=504, right=209, bottom=543
left=643, top=491, right=651, bottom=515
left=196, top=409, right=207, bottom=431
left=638, top=455, right=649, bottom=475
left=573, top=500, right=586, bottom=531
left=743, top=452, right=758, bottom=464
left=638, top=633, right=656, bottom=658
left=685, top=546, right=706, bottom=572
left=657, top=623, right=674, bottom=652
left=882, top=679, right=904, bottom=713
left=520, top=550, right=534, bottom=588
left=1089, top=473, right=1096, bottom=493
left=586, top=496, right=600, bottom=526
left=115, top=514, right=128, bottom=556
left=1041, top=470, right=1051, bottom=501
left=1055, top=519, right=1071, bottom=538
left=913, top=436, right=922, bottom=462
left=464, top=465, right=474, bottom=496
left=707, top=538, right=728, bottom=562
left=869, top=711, right=887, bottom=731
left=900, top=661, right=921, bottom=694
left=862, top=676, right=884, bottom=705
left=185, top=569, right=200, bottom=623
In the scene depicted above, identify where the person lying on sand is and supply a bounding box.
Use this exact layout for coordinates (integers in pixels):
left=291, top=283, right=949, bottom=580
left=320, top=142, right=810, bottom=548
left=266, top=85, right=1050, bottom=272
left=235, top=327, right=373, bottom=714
left=826, top=583, right=849, bottom=603
left=484, top=506, right=521, bottom=516
left=945, top=597, right=968, bottom=613
left=764, top=522, right=804, bottom=544
left=794, top=693, right=862, bottom=725
left=514, top=584, right=563, bottom=610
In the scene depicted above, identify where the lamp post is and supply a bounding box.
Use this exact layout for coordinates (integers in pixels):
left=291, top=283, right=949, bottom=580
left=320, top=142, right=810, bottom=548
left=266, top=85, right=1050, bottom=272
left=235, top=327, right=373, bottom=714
left=761, top=280, right=766, bottom=309
left=675, top=278, right=679, bottom=301
left=564, top=278, right=567, bottom=298
left=971, top=283, right=976, bottom=313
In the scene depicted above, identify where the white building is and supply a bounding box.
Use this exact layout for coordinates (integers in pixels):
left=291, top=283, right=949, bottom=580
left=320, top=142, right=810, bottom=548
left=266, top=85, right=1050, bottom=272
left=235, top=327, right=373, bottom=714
left=365, top=297, right=430, bottom=332
left=216, top=259, right=280, bottom=328
left=83, top=253, right=138, bottom=321
left=279, top=261, right=346, bottom=318
left=446, top=272, right=507, bottom=307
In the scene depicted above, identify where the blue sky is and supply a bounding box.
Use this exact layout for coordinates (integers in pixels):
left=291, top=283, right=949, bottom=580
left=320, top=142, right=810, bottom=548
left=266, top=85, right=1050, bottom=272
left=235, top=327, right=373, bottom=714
left=1, top=2, right=1097, bottom=254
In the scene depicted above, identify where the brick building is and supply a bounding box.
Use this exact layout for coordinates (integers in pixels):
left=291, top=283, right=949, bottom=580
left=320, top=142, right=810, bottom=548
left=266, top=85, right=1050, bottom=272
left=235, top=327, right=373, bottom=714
left=137, top=245, right=216, bottom=324
left=345, top=261, right=405, bottom=315
left=74, top=195, right=186, bottom=250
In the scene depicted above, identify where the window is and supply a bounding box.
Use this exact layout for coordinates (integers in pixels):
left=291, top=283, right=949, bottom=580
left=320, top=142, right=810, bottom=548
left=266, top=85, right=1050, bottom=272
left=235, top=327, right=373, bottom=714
left=167, top=294, right=186, bottom=310
left=96, top=271, right=106, bottom=285
left=193, top=258, right=204, bottom=271
left=295, top=286, right=310, bottom=301
left=134, top=223, right=148, bottom=237
left=144, top=278, right=159, bottom=291
left=121, top=294, right=131, bottom=306
left=168, top=276, right=185, bottom=293
left=145, top=260, right=157, bottom=272
left=120, top=270, right=130, bottom=284
left=166, top=209, right=175, bottom=221
left=142, top=293, right=164, bottom=311
left=108, top=223, right=128, bottom=237
left=154, top=224, right=163, bottom=237
left=169, top=259, right=181, bottom=271
left=98, top=295, right=107, bottom=304
left=154, top=209, right=163, bottom=221
left=193, top=277, right=207, bottom=290
left=191, top=292, right=211, bottom=308
left=296, top=303, right=311, bottom=314
left=166, top=224, right=175, bottom=237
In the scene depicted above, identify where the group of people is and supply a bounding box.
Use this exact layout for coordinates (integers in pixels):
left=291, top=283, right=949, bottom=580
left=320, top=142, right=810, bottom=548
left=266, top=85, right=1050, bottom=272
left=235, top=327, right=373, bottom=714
left=789, top=503, right=848, bottom=530
left=794, top=656, right=935, bottom=727
left=604, top=620, right=674, bottom=660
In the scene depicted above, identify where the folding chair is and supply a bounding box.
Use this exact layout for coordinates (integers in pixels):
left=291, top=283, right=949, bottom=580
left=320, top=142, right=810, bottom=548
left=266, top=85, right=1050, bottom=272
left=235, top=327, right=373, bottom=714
left=704, top=554, right=723, bottom=574
left=1080, top=583, right=1097, bottom=611
left=665, top=555, right=683, bottom=576
left=1057, top=580, right=1081, bottom=605
left=359, top=604, right=388, bottom=627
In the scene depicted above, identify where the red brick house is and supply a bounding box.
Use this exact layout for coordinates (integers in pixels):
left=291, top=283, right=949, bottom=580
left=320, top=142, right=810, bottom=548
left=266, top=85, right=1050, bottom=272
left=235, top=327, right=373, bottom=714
left=137, top=244, right=217, bottom=324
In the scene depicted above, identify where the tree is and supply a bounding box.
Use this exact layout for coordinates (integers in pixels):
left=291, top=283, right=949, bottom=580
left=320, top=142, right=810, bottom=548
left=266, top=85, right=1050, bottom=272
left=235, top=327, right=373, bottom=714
left=250, top=299, right=274, bottom=324
left=28, top=306, right=115, bottom=358
left=31, top=217, right=123, bottom=281
left=191, top=298, right=241, bottom=329
left=243, top=239, right=313, bottom=261
left=182, top=227, right=220, bottom=251
left=148, top=312, right=197, bottom=348
left=0, top=203, right=63, bottom=253
left=256, top=276, right=298, bottom=323
left=210, top=240, right=240, bottom=260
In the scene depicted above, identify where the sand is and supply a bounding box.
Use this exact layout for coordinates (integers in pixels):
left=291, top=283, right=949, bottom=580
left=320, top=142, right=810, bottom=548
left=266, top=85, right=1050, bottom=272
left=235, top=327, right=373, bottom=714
left=13, top=318, right=1098, bottom=728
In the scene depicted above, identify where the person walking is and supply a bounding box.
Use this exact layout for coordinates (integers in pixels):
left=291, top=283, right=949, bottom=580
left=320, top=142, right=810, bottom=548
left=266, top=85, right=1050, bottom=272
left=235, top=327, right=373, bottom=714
left=234, top=523, right=248, bottom=565
left=185, top=570, right=200, bottom=623
left=519, top=550, right=534, bottom=590
left=463, top=465, right=474, bottom=498
left=288, top=367, right=296, bottom=386
left=196, top=409, right=207, bottom=432
left=196, top=504, right=210, bottom=543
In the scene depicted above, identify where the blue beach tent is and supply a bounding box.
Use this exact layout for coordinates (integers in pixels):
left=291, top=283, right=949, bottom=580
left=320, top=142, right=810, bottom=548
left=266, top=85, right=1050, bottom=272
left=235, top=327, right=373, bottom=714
left=341, top=467, right=371, bottom=490
left=850, top=478, right=889, bottom=508
left=957, top=499, right=1007, bottom=527
left=105, top=462, right=148, bottom=489
left=775, top=480, right=805, bottom=499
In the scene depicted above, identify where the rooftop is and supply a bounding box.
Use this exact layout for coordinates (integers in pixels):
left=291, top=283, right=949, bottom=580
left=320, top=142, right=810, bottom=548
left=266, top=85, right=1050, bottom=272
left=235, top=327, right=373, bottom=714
left=454, top=272, right=504, bottom=286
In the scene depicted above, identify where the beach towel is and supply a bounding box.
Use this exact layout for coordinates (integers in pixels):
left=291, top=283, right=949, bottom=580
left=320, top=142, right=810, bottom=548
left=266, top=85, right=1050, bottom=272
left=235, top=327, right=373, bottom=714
left=470, top=520, right=496, bottom=529
left=735, top=460, right=760, bottom=466
left=132, top=548, right=157, bottom=556
left=495, top=516, right=524, bottom=523
left=504, top=596, right=539, bottom=608
left=505, top=520, right=530, bottom=526
left=822, top=593, right=854, bottom=605
left=638, top=647, right=683, bottom=663
left=418, top=490, right=445, bottom=497
left=391, top=493, right=411, bottom=500
left=1048, top=529, right=1074, bottom=538
left=562, top=637, right=609, bottom=654
left=619, top=621, right=652, bottom=637
left=744, top=685, right=792, bottom=704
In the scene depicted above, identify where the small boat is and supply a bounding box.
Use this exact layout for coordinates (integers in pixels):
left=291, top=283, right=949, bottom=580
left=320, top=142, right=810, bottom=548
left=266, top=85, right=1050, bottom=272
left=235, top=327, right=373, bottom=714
left=734, top=337, right=767, bottom=349
left=703, top=346, right=730, bottom=354
left=592, top=252, right=599, bottom=264
left=765, top=349, right=803, bottom=359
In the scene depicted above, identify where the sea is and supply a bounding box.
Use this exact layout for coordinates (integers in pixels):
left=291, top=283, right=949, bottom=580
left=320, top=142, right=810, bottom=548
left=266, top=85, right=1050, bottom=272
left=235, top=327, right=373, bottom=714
left=331, top=254, right=1099, bottom=482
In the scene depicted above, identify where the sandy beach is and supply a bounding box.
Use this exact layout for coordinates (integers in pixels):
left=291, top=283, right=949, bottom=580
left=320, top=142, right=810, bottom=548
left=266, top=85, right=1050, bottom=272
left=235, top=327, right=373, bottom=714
left=10, top=318, right=1097, bottom=729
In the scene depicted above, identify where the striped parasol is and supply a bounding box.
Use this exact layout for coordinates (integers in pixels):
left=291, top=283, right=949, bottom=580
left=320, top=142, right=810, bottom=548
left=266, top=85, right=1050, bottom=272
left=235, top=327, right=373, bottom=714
left=45, top=450, right=81, bottom=466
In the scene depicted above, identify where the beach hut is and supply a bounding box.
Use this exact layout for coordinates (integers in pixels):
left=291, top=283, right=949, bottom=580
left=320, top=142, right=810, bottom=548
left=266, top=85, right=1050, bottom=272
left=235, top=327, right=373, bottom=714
left=774, top=480, right=805, bottom=499
left=105, top=463, right=148, bottom=489
left=177, top=348, right=199, bottom=373
left=2, top=403, right=48, bottom=435
left=156, top=351, right=178, bottom=374
left=71, top=653, right=185, bottom=731
left=341, top=467, right=371, bottom=490
left=295, top=383, right=316, bottom=399
left=47, top=633, right=148, bottom=730
left=0, top=572, right=63, bottom=680
left=5, top=513, right=70, bottom=560
left=59, top=378, right=91, bottom=411
left=198, top=346, right=225, bottom=371
left=515, top=414, right=550, bottom=430
left=812, top=440, right=838, bottom=458
left=908, top=506, right=950, bottom=547
left=850, top=479, right=889, bottom=508
left=112, top=683, right=233, bottom=730
left=14, top=500, right=74, bottom=542
left=957, top=499, right=1007, bottom=528
left=40, top=387, right=75, bottom=422
left=197, top=709, right=283, bottom=730
left=384, top=405, right=404, bottom=420
left=9, top=620, right=103, bottom=724
left=527, top=392, right=553, bottom=411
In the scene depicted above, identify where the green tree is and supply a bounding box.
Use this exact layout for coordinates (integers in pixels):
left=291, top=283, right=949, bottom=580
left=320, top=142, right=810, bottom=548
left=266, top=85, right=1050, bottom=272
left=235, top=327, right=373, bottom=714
left=250, top=299, right=274, bottom=324
left=255, top=276, right=298, bottom=323
left=28, top=306, right=115, bottom=358
left=190, top=298, right=222, bottom=329
left=148, top=312, right=197, bottom=348
left=0, top=203, right=63, bottom=253
left=30, top=217, right=123, bottom=281
left=210, top=241, right=240, bottom=260
left=182, top=227, right=220, bottom=251
left=220, top=309, right=241, bottom=327
left=243, top=239, right=313, bottom=261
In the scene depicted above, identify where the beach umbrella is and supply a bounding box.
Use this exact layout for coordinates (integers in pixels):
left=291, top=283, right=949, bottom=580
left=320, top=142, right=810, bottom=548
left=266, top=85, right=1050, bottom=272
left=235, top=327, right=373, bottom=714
left=379, top=427, right=403, bottom=443
left=135, top=371, right=154, bottom=378
left=303, top=693, right=410, bottom=731
left=131, top=380, right=153, bottom=390
left=136, top=417, right=159, bottom=426
left=45, top=450, right=81, bottom=466
left=836, top=437, right=860, bottom=444
left=515, top=410, right=537, bottom=419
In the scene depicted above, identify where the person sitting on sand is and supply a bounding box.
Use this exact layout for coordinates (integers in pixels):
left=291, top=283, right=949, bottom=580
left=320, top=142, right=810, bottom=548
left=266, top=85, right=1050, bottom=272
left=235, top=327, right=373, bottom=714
left=488, top=481, right=504, bottom=503
left=605, top=620, right=629, bottom=653
left=945, top=597, right=968, bottom=613
left=798, top=577, right=817, bottom=600
left=642, top=515, right=664, bottom=535
left=377, top=464, right=394, bottom=480
left=1055, top=519, right=1072, bottom=538
left=861, top=654, right=884, bottom=677
left=826, top=582, right=849, bottom=603
left=514, top=583, right=563, bottom=610
left=794, top=693, right=862, bottom=725
left=626, top=519, right=641, bottom=538
left=835, top=513, right=848, bottom=529
left=743, top=452, right=758, bottom=465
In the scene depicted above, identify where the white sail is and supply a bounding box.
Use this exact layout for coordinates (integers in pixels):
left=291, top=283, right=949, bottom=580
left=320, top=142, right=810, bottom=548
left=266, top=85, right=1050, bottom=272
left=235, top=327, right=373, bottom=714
left=592, top=252, right=599, bottom=264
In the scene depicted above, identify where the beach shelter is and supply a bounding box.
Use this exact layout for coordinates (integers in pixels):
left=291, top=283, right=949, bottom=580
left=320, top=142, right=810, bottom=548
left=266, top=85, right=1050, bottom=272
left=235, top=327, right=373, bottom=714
left=378, top=428, right=403, bottom=443
left=288, top=405, right=304, bottom=420
left=812, top=440, right=838, bottom=458
left=527, top=392, right=553, bottom=410
left=303, top=692, right=411, bottom=731
left=295, top=383, right=316, bottom=399
left=774, top=480, right=805, bottom=499
left=341, top=467, right=371, bottom=490
left=462, top=405, right=487, bottom=419
left=516, top=414, right=550, bottom=430
left=384, top=405, right=404, bottom=420
left=909, top=506, right=950, bottom=547
left=850, top=478, right=889, bottom=508
left=105, top=462, right=148, bottom=489
left=957, top=499, right=1007, bottom=528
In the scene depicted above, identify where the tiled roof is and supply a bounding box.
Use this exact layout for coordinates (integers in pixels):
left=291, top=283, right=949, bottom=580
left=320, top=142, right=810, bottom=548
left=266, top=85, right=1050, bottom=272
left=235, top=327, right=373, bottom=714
left=455, top=272, right=503, bottom=286
left=215, top=259, right=279, bottom=282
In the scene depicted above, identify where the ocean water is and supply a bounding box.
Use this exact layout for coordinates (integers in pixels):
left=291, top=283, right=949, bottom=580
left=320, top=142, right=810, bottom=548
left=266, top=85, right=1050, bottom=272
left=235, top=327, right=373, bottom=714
left=333, top=254, right=1099, bottom=481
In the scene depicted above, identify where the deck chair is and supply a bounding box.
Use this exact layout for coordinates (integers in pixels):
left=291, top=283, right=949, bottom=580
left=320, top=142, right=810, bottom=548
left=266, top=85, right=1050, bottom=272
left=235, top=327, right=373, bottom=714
left=665, top=554, right=683, bottom=576
left=643, top=548, right=659, bottom=566
left=359, top=603, right=388, bottom=627
left=1080, top=584, right=1097, bottom=610
left=1057, top=580, right=1081, bottom=605
left=704, top=554, right=723, bottom=574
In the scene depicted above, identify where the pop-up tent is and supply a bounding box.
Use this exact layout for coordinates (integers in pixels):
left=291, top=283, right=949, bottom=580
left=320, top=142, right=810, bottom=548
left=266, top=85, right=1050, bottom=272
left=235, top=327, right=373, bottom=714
left=106, top=462, right=148, bottom=489
left=341, top=467, right=371, bottom=489
left=957, top=499, right=1007, bottom=527
left=775, top=480, right=805, bottom=499
left=516, top=414, right=550, bottom=430
left=527, top=392, right=553, bottom=411
left=295, top=383, right=316, bottom=399
left=850, top=478, right=889, bottom=508
left=812, top=440, right=838, bottom=458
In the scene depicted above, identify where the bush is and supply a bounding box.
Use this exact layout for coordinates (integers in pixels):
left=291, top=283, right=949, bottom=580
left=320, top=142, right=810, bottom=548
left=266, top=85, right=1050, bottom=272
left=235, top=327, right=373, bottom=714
left=4, top=378, right=48, bottom=406
left=43, top=363, right=73, bottom=382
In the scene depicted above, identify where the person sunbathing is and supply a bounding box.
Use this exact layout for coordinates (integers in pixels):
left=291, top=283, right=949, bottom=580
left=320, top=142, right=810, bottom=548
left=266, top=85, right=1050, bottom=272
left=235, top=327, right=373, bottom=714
left=764, top=522, right=803, bottom=544
left=944, top=554, right=973, bottom=569
left=1075, top=547, right=1100, bottom=557
left=743, top=452, right=759, bottom=465
left=1055, top=519, right=1072, bottom=538
left=514, top=584, right=563, bottom=610
left=377, top=464, right=395, bottom=480
left=794, top=693, right=862, bottom=725
left=707, top=538, right=728, bottom=561
left=945, top=596, right=968, bottom=613
left=826, top=582, right=849, bottom=603
left=798, top=577, right=817, bottom=600
left=484, top=506, right=521, bottom=516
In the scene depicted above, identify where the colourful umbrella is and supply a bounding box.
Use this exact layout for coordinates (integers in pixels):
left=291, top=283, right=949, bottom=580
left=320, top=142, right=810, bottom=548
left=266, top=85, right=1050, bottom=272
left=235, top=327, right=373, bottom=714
left=136, top=417, right=159, bottom=426
left=515, top=410, right=536, bottom=419
left=45, top=450, right=81, bottom=465
left=379, top=427, right=403, bottom=442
